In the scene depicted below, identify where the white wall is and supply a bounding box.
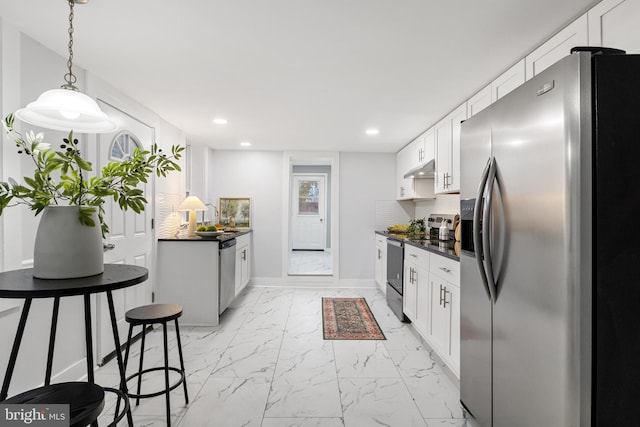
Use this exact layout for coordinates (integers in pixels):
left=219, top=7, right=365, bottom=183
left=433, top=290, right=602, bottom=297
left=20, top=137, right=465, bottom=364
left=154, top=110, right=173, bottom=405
left=205, top=150, right=397, bottom=283
left=207, top=149, right=283, bottom=279
left=339, top=152, right=396, bottom=280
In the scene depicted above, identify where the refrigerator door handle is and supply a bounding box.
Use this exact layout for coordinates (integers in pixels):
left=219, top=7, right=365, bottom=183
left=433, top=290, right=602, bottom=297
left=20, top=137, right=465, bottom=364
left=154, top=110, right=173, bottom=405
left=482, top=157, right=498, bottom=302
left=473, top=158, right=493, bottom=301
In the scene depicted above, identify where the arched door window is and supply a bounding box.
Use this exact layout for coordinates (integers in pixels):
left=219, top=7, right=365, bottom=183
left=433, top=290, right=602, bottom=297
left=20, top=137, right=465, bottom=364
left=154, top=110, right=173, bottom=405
left=110, top=131, right=142, bottom=161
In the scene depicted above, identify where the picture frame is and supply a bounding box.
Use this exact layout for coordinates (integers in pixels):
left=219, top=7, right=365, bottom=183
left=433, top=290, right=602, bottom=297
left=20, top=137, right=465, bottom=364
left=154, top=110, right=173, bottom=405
left=218, top=197, right=251, bottom=229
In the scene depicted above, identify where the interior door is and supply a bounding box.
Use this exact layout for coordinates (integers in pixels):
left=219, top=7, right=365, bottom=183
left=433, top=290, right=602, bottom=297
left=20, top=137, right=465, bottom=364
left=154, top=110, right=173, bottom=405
left=291, top=174, right=326, bottom=250
left=95, top=102, right=154, bottom=362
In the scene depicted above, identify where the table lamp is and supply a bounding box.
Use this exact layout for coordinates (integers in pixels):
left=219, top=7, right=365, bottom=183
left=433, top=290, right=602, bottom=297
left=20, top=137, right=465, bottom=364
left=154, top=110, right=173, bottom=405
left=178, top=196, right=208, bottom=237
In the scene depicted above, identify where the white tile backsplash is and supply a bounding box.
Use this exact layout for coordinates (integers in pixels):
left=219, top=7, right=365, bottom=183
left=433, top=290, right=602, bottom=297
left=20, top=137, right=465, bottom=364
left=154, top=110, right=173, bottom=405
left=415, top=194, right=460, bottom=220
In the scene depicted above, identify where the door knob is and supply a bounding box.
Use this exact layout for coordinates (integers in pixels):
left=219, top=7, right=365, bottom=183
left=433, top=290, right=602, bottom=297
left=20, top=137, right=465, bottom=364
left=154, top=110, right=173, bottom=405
left=103, top=243, right=115, bottom=252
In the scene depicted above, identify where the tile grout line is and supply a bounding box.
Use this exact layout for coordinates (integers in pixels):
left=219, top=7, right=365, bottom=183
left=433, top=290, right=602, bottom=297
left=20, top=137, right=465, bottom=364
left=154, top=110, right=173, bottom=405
left=258, top=285, right=294, bottom=427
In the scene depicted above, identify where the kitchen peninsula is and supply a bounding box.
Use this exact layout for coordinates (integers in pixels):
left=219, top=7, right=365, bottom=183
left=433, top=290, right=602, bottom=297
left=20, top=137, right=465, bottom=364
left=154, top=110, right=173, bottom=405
left=156, top=230, right=252, bottom=326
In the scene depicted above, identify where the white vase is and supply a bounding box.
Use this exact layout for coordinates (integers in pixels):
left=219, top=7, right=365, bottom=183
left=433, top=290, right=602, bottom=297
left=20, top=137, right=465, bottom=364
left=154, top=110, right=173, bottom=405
left=33, top=205, right=104, bottom=279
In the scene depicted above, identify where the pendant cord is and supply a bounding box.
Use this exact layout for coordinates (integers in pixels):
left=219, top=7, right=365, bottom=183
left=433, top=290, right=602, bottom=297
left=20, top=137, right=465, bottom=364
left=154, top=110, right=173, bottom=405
left=61, top=0, right=79, bottom=91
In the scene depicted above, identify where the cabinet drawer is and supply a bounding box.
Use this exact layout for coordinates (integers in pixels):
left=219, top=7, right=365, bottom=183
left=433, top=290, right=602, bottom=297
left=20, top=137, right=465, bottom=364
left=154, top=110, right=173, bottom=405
left=430, top=253, right=460, bottom=285
left=405, top=245, right=429, bottom=268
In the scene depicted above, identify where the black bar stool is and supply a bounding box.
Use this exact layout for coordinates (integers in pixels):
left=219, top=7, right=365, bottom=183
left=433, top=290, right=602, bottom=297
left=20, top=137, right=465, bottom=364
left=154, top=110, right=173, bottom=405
left=121, top=304, right=188, bottom=426
left=2, top=382, right=105, bottom=427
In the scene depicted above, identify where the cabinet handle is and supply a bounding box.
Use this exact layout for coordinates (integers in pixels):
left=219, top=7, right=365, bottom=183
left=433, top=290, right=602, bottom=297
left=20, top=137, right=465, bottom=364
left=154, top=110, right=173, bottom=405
left=439, top=284, right=445, bottom=306
left=409, top=253, right=417, bottom=258
left=242, top=249, right=247, bottom=261
left=409, top=267, right=414, bottom=284
left=443, top=286, right=450, bottom=308
left=400, top=187, right=405, bottom=197
left=377, top=249, right=381, bottom=260
left=438, top=266, right=451, bottom=273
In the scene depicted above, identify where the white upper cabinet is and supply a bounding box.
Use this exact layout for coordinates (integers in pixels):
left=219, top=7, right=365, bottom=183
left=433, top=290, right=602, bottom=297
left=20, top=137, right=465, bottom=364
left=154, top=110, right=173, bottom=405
left=467, top=85, right=492, bottom=118
left=409, top=133, right=426, bottom=170
left=525, top=14, right=589, bottom=80
left=589, top=0, right=640, bottom=53
left=396, top=129, right=437, bottom=200
left=435, top=103, right=467, bottom=194
left=491, top=59, right=526, bottom=102
left=396, top=145, right=414, bottom=200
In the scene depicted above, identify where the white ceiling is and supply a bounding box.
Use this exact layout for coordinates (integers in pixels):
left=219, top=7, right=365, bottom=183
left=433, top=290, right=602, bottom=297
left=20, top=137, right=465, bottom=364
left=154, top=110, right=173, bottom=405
left=1, top=0, right=599, bottom=153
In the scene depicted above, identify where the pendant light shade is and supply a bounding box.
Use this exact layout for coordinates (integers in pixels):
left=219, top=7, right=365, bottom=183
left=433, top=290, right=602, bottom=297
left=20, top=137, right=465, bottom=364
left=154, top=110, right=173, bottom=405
left=15, top=0, right=116, bottom=134
left=15, top=89, right=117, bottom=133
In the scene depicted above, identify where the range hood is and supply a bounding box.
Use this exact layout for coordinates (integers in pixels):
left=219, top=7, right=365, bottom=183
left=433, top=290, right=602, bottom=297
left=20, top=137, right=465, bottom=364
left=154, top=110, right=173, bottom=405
left=403, top=159, right=435, bottom=179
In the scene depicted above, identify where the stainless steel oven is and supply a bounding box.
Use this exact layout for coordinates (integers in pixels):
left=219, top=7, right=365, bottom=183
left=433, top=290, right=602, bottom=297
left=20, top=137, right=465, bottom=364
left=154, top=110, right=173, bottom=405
left=386, top=238, right=409, bottom=322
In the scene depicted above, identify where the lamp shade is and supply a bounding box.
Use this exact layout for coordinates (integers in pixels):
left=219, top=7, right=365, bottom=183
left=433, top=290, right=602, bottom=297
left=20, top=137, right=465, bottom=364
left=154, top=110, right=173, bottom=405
left=15, top=88, right=117, bottom=133
left=178, top=196, right=207, bottom=212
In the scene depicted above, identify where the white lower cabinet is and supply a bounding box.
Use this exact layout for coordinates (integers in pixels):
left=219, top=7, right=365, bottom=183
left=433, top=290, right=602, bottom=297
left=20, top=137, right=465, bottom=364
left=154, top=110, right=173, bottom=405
left=428, top=253, right=461, bottom=376
left=235, top=233, right=251, bottom=297
left=402, top=244, right=461, bottom=378
left=403, top=245, right=429, bottom=328
left=375, top=235, right=387, bottom=290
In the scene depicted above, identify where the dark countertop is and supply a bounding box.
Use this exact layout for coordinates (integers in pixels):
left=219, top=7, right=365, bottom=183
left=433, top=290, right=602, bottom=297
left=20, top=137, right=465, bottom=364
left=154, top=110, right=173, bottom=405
left=376, top=231, right=460, bottom=261
left=159, top=229, right=252, bottom=243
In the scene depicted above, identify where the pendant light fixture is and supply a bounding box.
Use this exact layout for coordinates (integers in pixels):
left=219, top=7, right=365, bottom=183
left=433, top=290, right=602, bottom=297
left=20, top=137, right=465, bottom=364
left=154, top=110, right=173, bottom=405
left=15, top=0, right=117, bottom=133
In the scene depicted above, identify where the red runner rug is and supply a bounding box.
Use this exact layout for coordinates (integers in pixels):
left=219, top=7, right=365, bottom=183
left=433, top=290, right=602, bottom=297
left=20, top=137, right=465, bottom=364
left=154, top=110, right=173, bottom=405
left=322, top=297, right=386, bottom=340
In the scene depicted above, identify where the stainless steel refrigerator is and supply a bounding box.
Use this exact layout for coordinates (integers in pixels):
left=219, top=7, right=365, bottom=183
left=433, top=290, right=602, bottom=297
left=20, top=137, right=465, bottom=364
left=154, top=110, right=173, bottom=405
left=459, top=47, right=640, bottom=427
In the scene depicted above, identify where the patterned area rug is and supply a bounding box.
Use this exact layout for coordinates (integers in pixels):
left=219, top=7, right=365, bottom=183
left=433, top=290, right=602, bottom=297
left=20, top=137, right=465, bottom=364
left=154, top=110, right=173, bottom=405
left=322, top=297, right=386, bottom=340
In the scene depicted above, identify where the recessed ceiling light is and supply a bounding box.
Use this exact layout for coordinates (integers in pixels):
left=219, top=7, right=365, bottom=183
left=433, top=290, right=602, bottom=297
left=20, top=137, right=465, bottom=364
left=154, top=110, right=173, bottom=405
left=213, top=118, right=228, bottom=125
left=240, top=141, right=251, bottom=147
left=366, top=128, right=379, bottom=135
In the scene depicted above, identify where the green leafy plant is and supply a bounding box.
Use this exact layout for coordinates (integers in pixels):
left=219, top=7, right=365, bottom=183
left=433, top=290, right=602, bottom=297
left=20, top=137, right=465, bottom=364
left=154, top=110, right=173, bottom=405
left=0, top=113, right=184, bottom=237
left=407, top=217, right=426, bottom=237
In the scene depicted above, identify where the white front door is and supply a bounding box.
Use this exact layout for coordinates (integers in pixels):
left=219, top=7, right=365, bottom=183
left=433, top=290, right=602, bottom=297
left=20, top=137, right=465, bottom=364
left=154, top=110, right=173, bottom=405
left=95, top=102, right=154, bottom=362
left=291, top=174, right=326, bottom=250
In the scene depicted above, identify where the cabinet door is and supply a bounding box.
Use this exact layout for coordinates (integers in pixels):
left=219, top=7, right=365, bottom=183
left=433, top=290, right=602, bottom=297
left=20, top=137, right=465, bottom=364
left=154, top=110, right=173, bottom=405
left=403, top=262, right=417, bottom=321
left=235, top=246, right=244, bottom=296
left=435, top=117, right=451, bottom=194
left=589, top=0, right=640, bottom=53
left=525, top=14, right=589, bottom=80
left=449, top=284, right=460, bottom=376
left=491, top=59, right=525, bottom=102
left=396, top=146, right=414, bottom=200
left=468, top=85, right=492, bottom=118
left=413, top=264, right=430, bottom=337
left=240, top=244, right=250, bottom=287
left=423, top=127, right=435, bottom=163
left=375, top=242, right=384, bottom=287
left=435, top=104, right=466, bottom=194
left=410, top=133, right=426, bottom=168
left=429, top=274, right=449, bottom=356
left=449, top=104, right=467, bottom=193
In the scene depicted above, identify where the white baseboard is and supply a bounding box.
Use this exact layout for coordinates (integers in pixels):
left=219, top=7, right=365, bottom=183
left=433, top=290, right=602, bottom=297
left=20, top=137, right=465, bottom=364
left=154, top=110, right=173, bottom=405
left=251, top=277, right=376, bottom=289
left=51, top=358, right=91, bottom=383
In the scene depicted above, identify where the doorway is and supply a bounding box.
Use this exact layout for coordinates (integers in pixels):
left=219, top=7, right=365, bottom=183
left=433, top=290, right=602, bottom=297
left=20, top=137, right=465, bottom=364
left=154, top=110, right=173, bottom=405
left=284, top=154, right=339, bottom=278
left=94, top=100, right=154, bottom=362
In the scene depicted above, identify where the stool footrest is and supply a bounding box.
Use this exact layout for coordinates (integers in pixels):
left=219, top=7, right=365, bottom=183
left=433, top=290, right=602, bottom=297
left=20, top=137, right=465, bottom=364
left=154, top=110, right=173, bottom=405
left=124, top=367, right=186, bottom=399
left=102, top=387, right=130, bottom=427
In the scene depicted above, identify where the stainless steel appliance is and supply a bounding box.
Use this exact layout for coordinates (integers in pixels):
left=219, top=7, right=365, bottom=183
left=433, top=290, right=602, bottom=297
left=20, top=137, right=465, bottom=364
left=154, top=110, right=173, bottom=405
left=386, top=238, right=408, bottom=322
left=460, top=47, right=640, bottom=427
left=427, top=213, right=457, bottom=240
left=218, top=238, right=236, bottom=314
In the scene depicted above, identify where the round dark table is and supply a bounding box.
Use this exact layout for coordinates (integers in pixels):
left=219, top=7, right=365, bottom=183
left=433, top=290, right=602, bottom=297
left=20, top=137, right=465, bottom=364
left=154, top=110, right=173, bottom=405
left=0, top=264, right=149, bottom=427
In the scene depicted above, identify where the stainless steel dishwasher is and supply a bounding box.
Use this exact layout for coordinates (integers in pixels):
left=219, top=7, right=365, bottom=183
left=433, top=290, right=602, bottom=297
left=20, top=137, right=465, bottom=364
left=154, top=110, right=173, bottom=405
left=219, top=238, right=236, bottom=314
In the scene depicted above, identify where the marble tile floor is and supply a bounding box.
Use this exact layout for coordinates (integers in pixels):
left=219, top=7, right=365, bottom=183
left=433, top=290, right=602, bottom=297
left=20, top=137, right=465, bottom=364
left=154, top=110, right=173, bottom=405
left=94, top=285, right=480, bottom=427
left=288, top=250, right=333, bottom=275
